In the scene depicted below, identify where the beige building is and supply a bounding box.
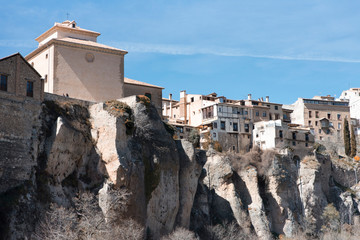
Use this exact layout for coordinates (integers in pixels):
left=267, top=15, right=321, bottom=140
left=162, top=91, right=290, bottom=152
left=0, top=53, right=44, bottom=101
left=124, top=77, right=163, bottom=115
left=253, top=120, right=314, bottom=159
left=290, top=95, right=350, bottom=143
left=26, top=20, right=127, bottom=102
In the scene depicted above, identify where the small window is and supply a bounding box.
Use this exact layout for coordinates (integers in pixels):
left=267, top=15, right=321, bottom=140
left=191, top=97, right=194, bottom=102
left=0, top=75, right=8, bottom=91
left=309, top=111, right=312, bottom=118
left=221, top=121, right=226, bottom=130
left=315, top=121, right=318, bottom=126
left=44, top=74, right=48, bottom=83
left=275, top=106, right=278, bottom=110
left=233, top=123, right=238, bottom=131
left=213, top=133, right=216, bottom=138
left=338, top=123, right=342, bottom=129
left=305, top=143, right=308, bottom=147
left=219, top=107, right=222, bottom=112
left=319, top=129, right=322, bottom=134
left=232, top=146, right=235, bottom=151
left=327, top=113, right=331, bottom=119
left=315, top=111, right=319, bottom=118
left=337, top=114, right=341, bottom=120
left=26, top=81, right=34, bottom=97
left=256, top=111, right=259, bottom=116
left=279, top=130, right=283, bottom=138
left=292, top=132, right=296, bottom=140
left=45, top=54, right=48, bottom=59
left=213, top=122, right=217, bottom=129
left=308, top=120, right=311, bottom=126
left=292, top=141, right=296, bottom=146
left=305, top=134, right=309, bottom=141
left=245, top=124, right=250, bottom=133
left=145, top=93, right=152, bottom=100
left=262, top=112, right=267, bottom=117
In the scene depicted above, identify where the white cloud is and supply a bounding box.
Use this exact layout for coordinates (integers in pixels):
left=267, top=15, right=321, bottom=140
left=107, top=41, right=360, bottom=63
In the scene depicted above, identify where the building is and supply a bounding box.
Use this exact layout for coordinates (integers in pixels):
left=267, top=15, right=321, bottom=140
left=123, top=77, right=163, bottom=115
left=253, top=120, right=314, bottom=159
left=0, top=53, right=44, bottom=101
left=339, top=88, right=360, bottom=120
left=289, top=95, right=350, bottom=143
left=162, top=91, right=290, bottom=152
left=26, top=20, right=127, bottom=102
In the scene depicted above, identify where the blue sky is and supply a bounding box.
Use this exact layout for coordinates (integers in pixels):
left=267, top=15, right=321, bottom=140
left=1, top=0, right=360, bottom=104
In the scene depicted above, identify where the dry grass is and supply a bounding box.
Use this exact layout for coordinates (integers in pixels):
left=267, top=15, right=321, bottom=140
left=302, top=156, right=320, bottom=169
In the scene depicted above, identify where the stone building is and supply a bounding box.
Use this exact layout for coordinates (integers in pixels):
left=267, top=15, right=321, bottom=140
left=253, top=120, right=314, bottom=159
left=124, top=77, right=163, bottom=115
left=26, top=20, right=128, bottom=102
left=289, top=95, right=350, bottom=143
left=0, top=53, right=44, bottom=101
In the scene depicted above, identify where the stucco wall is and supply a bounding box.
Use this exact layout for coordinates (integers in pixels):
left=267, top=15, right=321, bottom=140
left=54, top=45, right=124, bottom=102
left=123, top=83, right=162, bottom=115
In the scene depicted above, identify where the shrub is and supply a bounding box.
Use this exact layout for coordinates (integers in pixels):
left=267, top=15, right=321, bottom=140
left=104, top=100, right=134, bottom=135
left=161, top=228, right=197, bottom=240
left=213, top=141, right=222, bottom=152
left=187, top=129, right=200, bottom=147
left=321, top=203, right=340, bottom=232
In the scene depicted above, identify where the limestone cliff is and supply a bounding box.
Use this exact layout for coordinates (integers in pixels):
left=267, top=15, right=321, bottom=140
left=1, top=95, right=360, bottom=239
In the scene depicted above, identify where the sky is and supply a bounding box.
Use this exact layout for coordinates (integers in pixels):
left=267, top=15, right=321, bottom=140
left=1, top=0, right=360, bottom=104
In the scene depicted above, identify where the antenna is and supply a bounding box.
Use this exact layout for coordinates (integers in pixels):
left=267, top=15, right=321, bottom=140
left=66, top=13, right=70, bottom=20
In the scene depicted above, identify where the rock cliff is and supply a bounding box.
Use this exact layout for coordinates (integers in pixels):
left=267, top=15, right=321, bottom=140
left=1, top=95, right=360, bottom=239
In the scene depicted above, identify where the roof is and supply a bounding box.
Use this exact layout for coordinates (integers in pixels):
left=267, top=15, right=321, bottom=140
left=26, top=38, right=127, bottom=60
left=124, top=77, right=164, bottom=89
left=35, top=21, right=101, bottom=43
left=0, top=52, right=42, bottom=78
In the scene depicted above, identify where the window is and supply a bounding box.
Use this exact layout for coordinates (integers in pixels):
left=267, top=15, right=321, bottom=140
left=244, top=110, right=248, bottom=115
left=233, top=123, right=238, bottom=131
left=191, top=97, right=194, bottom=102
left=145, top=93, right=152, bottom=100
left=327, top=113, right=331, bottom=119
left=315, top=111, right=319, bottom=118
left=315, top=121, right=318, bottom=126
left=233, top=107, right=238, bottom=114
left=0, top=75, right=7, bottom=91
left=256, top=111, right=259, bottom=116
left=219, top=107, right=222, bottom=112
left=245, top=124, right=249, bottom=133
left=279, top=130, right=283, bottom=138
left=320, top=136, right=323, bottom=140
left=186, top=128, right=191, bottom=132
left=292, top=132, right=296, bottom=140
left=213, top=133, right=216, bottom=138
left=308, top=120, right=311, bottom=126
left=305, top=134, right=309, bottom=141
left=275, top=114, right=279, bottom=119
left=262, top=112, right=267, bottom=117
left=319, top=129, right=322, bottom=134
left=45, top=54, right=48, bottom=59
left=309, top=111, right=312, bottom=118
left=275, top=106, right=278, bottom=110
left=337, top=114, right=341, bottom=120
left=305, top=143, right=308, bottom=147
left=213, top=122, right=217, bottom=129
left=221, top=121, right=225, bottom=130
left=292, top=141, right=296, bottom=146
left=26, top=81, right=33, bottom=97
left=338, top=123, right=342, bottom=129
left=232, top=146, right=235, bottom=151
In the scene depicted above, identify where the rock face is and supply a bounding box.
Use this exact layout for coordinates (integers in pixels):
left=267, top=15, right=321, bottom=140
left=2, top=94, right=360, bottom=239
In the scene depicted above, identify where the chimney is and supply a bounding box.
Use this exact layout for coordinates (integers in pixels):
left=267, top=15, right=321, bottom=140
left=266, top=96, right=269, bottom=102
left=248, top=94, right=252, bottom=100
left=169, top=93, right=172, bottom=100
left=261, top=97, right=264, bottom=102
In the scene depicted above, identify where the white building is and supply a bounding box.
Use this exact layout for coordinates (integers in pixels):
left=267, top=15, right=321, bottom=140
left=339, top=88, right=360, bottom=120
left=253, top=120, right=314, bottom=158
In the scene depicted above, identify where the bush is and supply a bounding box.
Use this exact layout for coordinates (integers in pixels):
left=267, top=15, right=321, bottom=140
left=187, top=129, right=200, bottom=147
left=104, top=100, right=134, bottom=135
left=161, top=228, right=197, bottom=240
left=213, top=141, right=222, bottom=152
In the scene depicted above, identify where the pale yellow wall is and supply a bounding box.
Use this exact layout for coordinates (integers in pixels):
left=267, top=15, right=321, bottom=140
left=54, top=45, right=124, bottom=102
left=28, top=46, right=55, bottom=93
left=123, top=83, right=162, bottom=115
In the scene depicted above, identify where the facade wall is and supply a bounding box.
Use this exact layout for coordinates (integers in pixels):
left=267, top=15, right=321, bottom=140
left=28, top=45, right=55, bottom=93
left=339, top=88, right=360, bottom=120
left=123, top=83, right=162, bottom=115
left=0, top=54, right=43, bottom=101
left=54, top=44, right=124, bottom=102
